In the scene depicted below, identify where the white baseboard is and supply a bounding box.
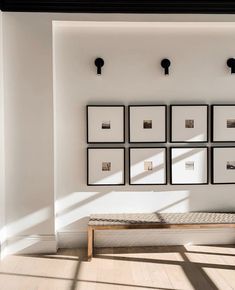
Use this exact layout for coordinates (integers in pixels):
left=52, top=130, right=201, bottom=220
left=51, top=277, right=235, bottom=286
left=0, top=227, right=6, bottom=259
left=5, top=229, right=234, bottom=255
left=5, top=235, right=57, bottom=256
left=0, top=241, right=6, bottom=260
left=58, top=228, right=235, bottom=248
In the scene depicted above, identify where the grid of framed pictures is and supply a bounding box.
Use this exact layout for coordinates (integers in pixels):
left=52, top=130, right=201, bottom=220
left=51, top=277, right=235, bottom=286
left=86, top=104, right=235, bottom=185
left=211, top=105, right=235, bottom=185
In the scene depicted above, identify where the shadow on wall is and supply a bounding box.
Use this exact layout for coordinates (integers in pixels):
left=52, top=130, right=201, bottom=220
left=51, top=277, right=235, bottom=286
left=5, top=184, right=234, bottom=256
left=55, top=191, right=190, bottom=231
left=55, top=147, right=235, bottom=232
left=3, top=147, right=235, bottom=255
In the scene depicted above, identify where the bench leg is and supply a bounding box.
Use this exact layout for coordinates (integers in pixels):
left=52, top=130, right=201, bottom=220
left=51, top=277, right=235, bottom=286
left=88, top=226, right=94, bottom=261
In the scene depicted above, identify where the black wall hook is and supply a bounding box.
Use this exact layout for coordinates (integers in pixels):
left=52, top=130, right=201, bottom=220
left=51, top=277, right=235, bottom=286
left=161, top=59, right=171, bottom=75
left=227, top=58, right=235, bottom=74
left=94, top=58, right=104, bottom=75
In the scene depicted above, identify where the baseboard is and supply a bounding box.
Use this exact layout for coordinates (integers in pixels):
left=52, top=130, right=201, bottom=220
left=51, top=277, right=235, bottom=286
left=5, top=229, right=235, bottom=255
left=58, top=228, right=235, bottom=248
left=5, top=235, right=57, bottom=256
left=0, top=226, right=6, bottom=259
left=0, top=241, right=7, bottom=260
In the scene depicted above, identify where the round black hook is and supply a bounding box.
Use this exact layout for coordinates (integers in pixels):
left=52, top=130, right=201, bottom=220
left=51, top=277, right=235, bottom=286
left=227, top=58, right=235, bottom=74
left=161, top=59, right=171, bottom=75
left=95, top=58, right=104, bottom=75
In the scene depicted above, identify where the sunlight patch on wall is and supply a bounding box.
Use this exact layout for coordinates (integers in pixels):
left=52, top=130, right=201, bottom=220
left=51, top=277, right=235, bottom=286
left=55, top=190, right=190, bottom=231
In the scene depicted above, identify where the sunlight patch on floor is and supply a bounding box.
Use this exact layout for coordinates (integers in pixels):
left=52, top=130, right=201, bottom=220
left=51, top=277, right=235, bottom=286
left=184, top=244, right=235, bottom=255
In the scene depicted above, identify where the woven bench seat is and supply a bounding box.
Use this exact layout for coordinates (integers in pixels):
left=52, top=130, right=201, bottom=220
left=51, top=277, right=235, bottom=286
left=89, top=212, right=235, bottom=226
left=87, top=212, right=235, bottom=260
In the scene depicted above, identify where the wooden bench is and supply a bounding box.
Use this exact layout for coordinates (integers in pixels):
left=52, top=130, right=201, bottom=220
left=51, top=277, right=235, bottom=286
left=87, top=212, right=235, bottom=260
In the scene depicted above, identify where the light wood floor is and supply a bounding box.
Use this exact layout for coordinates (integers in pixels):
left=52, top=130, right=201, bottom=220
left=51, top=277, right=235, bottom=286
left=1, top=245, right=235, bottom=290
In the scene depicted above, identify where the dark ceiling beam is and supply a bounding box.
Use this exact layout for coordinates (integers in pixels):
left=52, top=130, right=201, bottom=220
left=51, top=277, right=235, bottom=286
left=1, top=0, right=235, bottom=13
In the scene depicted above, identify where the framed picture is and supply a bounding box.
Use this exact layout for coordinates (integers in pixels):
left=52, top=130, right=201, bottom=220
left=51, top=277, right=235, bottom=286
left=212, top=105, right=235, bottom=142
left=170, top=147, right=208, bottom=185
left=170, top=105, right=208, bottom=143
left=87, top=105, right=125, bottom=143
left=129, top=147, right=167, bottom=185
left=87, top=148, right=125, bottom=186
left=212, top=147, right=235, bottom=184
left=128, top=105, right=166, bottom=143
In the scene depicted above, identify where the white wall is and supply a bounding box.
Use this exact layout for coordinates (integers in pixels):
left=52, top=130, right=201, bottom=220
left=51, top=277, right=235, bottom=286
left=0, top=10, right=6, bottom=258
left=54, top=21, right=235, bottom=247
left=3, top=12, right=56, bottom=254
left=3, top=12, right=235, bottom=252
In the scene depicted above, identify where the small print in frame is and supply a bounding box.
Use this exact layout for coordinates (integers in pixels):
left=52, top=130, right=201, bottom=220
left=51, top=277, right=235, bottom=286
left=144, top=161, right=153, bottom=171
left=170, top=147, right=208, bottom=184
left=87, top=105, right=124, bottom=143
left=88, top=148, right=125, bottom=185
left=185, top=161, right=194, bottom=170
left=227, top=161, right=235, bottom=170
left=185, top=119, right=194, bottom=129
left=227, top=119, right=235, bottom=129
left=171, top=105, right=208, bottom=143
left=212, top=147, right=235, bottom=184
left=101, top=121, right=111, bottom=129
left=212, top=105, right=235, bottom=142
left=129, top=105, right=166, bottom=143
left=129, top=147, right=166, bottom=185
left=102, top=162, right=111, bottom=171
left=143, top=120, right=152, bottom=129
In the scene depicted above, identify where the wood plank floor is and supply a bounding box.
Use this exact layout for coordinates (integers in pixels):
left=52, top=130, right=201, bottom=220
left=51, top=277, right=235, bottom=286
left=1, top=245, right=235, bottom=290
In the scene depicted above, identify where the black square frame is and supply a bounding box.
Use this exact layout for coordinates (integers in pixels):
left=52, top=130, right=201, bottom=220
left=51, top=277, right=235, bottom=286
left=128, top=146, right=168, bottom=185
left=128, top=104, right=167, bottom=144
left=211, top=146, right=235, bottom=185
left=170, top=104, right=209, bottom=143
left=87, top=147, right=126, bottom=186
left=86, top=105, right=125, bottom=144
left=170, top=146, right=209, bottom=185
left=211, top=104, right=235, bottom=143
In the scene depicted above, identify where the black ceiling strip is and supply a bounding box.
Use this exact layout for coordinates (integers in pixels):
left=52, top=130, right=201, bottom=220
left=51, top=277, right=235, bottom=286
left=1, top=0, right=235, bottom=13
